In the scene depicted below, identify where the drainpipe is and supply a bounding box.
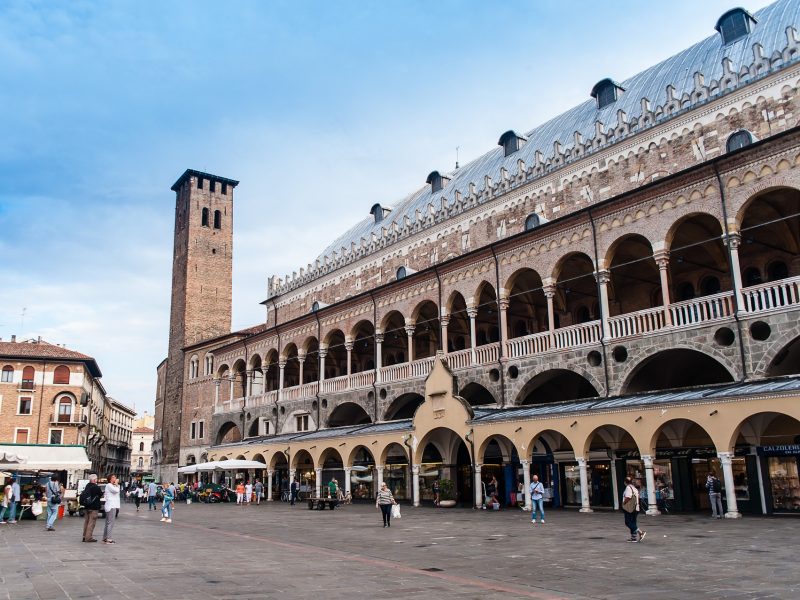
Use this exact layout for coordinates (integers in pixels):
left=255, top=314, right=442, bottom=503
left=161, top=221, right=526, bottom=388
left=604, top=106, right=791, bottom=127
left=272, top=297, right=281, bottom=434
left=433, top=265, right=444, bottom=352
left=241, top=338, right=249, bottom=436
left=489, top=244, right=507, bottom=407
left=36, top=361, right=48, bottom=443
left=713, top=163, right=748, bottom=381
left=369, top=290, right=379, bottom=421
left=587, top=209, right=611, bottom=397
left=313, top=308, right=322, bottom=431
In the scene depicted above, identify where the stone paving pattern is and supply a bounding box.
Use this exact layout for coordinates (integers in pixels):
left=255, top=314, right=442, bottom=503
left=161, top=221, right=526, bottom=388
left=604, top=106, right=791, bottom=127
left=1, top=502, right=798, bottom=599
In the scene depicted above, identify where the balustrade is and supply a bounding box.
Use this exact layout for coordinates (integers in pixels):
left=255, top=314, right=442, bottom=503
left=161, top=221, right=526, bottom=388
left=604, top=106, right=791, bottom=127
left=348, top=370, right=375, bottom=389
left=742, top=276, right=800, bottom=313
left=320, top=374, right=349, bottom=393
left=446, top=348, right=472, bottom=370
left=553, top=320, right=601, bottom=349
left=506, top=331, right=551, bottom=359
left=474, top=342, right=500, bottom=364
left=669, top=292, right=734, bottom=327
left=607, top=306, right=667, bottom=339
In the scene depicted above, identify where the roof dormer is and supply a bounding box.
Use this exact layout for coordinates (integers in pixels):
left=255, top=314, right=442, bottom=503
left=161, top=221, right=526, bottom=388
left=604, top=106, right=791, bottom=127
left=590, top=78, right=625, bottom=109
left=426, top=171, right=451, bottom=193
left=715, top=8, right=756, bottom=46
left=370, top=203, right=391, bottom=223
left=498, top=130, right=527, bottom=157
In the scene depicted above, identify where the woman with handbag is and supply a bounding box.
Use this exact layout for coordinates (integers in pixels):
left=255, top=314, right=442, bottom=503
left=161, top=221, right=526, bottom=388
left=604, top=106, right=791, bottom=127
left=45, top=475, right=63, bottom=532
left=621, top=477, right=646, bottom=543
left=375, top=482, right=396, bottom=528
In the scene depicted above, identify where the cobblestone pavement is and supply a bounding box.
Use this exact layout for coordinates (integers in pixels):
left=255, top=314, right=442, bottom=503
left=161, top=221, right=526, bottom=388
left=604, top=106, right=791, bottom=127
left=1, top=501, right=798, bottom=600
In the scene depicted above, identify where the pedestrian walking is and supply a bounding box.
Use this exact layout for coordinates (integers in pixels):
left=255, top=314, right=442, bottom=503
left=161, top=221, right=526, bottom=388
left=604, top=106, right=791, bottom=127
left=80, top=474, right=103, bottom=542
left=236, top=481, right=245, bottom=505
left=254, top=480, right=264, bottom=505
left=327, top=478, right=338, bottom=499
left=375, top=482, right=397, bottom=528
left=621, top=477, right=646, bottom=543
left=103, top=475, right=120, bottom=544
left=133, top=485, right=143, bottom=511
left=530, top=474, right=545, bottom=524
left=147, top=481, right=157, bottom=511
left=432, top=479, right=440, bottom=507
left=45, top=475, right=63, bottom=531
left=245, top=481, right=253, bottom=505
left=706, top=473, right=724, bottom=519
left=160, top=483, right=174, bottom=523
left=290, top=479, right=299, bottom=506
left=487, top=476, right=500, bottom=508
left=0, top=477, right=18, bottom=524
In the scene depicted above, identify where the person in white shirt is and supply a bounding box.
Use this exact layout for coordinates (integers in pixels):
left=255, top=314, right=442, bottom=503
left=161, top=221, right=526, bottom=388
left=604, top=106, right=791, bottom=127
left=530, top=474, right=546, bottom=524
left=621, top=477, right=646, bottom=542
left=245, top=482, right=253, bottom=505
left=103, top=475, right=121, bottom=544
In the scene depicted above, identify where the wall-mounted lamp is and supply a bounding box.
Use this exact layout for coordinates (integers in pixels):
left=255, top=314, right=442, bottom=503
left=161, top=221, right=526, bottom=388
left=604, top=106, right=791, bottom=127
left=339, top=442, right=345, bottom=447
left=515, top=427, right=522, bottom=433
left=634, top=416, right=643, bottom=423
left=371, top=440, right=378, bottom=445
left=709, top=410, right=718, bottom=416
left=570, top=421, right=578, bottom=428
left=310, top=445, right=316, bottom=450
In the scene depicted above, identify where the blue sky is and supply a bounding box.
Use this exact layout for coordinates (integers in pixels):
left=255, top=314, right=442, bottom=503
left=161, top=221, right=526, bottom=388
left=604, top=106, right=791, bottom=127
left=0, top=0, right=773, bottom=414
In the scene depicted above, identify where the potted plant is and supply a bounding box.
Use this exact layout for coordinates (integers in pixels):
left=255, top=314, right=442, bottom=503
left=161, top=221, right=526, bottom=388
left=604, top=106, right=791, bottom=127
left=438, top=479, right=456, bottom=507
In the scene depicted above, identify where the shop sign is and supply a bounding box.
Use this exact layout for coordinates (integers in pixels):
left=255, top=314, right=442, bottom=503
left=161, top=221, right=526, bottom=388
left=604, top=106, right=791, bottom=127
left=656, top=447, right=717, bottom=459
left=757, top=445, right=800, bottom=457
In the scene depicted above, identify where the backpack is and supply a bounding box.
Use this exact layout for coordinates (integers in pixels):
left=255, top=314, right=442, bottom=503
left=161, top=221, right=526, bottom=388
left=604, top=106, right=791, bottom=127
left=712, top=478, right=722, bottom=493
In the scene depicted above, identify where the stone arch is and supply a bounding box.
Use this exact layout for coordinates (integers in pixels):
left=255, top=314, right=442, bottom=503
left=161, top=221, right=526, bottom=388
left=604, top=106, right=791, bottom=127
left=323, top=329, right=347, bottom=379
left=726, top=411, right=800, bottom=453
left=410, top=300, right=440, bottom=359
left=622, top=348, right=735, bottom=394
left=733, top=184, right=800, bottom=230
left=350, top=320, right=376, bottom=373
left=263, top=348, right=280, bottom=391
left=604, top=233, right=661, bottom=315
left=762, top=332, right=800, bottom=377
left=445, top=291, right=470, bottom=352
left=291, top=448, right=315, bottom=470
left=384, top=393, right=424, bottom=420
left=381, top=310, right=407, bottom=366
left=477, top=433, right=518, bottom=464
left=327, top=401, right=372, bottom=427
left=553, top=251, right=597, bottom=326
left=458, top=382, right=497, bottom=406
left=515, top=368, right=600, bottom=405
left=379, top=441, right=410, bottom=466
left=318, top=446, right=344, bottom=467
left=582, top=423, right=641, bottom=458
left=647, top=418, right=717, bottom=456
left=504, top=267, right=547, bottom=339
left=347, top=444, right=376, bottom=467
left=270, top=450, right=288, bottom=470
left=215, top=421, right=242, bottom=445
left=473, top=281, right=499, bottom=346
left=413, top=426, right=472, bottom=465
left=666, top=212, right=730, bottom=301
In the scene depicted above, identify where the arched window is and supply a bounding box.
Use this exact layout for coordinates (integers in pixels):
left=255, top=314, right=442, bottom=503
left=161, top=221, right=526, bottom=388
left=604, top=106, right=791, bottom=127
left=58, top=397, right=73, bottom=423
left=576, top=305, right=592, bottom=324
left=138, top=457, right=143, bottom=467
left=1, top=365, right=12, bottom=383
left=139, top=442, right=144, bottom=452
left=744, top=267, right=762, bottom=287
left=591, top=78, right=624, bottom=109
left=525, top=213, right=541, bottom=231
left=396, top=266, right=407, bottom=280
left=715, top=8, right=755, bottom=46
left=213, top=210, right=222, bottom=229
left=53, top=365, right=70, bottom=385
left=726, top=130, right=753, bottom=153
left=678, top=282, right=695, bottom=301
left=700, top=276, right=721, bottom=296
left=201, top=207, right=210, bottom=227
left=21, top=366, right=35, bottom=390
left=767, top=261, right=789, bottom=282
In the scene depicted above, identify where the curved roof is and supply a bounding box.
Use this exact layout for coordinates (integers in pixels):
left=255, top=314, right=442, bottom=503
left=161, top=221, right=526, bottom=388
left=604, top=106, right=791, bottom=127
left=317, top=0, right=800, bottom=261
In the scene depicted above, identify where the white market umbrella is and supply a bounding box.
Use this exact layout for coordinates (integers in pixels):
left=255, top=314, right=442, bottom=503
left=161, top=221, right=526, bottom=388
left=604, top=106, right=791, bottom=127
left=195, top=460, right=267, bottom=472
left=177, top=465, right=199, bottom=474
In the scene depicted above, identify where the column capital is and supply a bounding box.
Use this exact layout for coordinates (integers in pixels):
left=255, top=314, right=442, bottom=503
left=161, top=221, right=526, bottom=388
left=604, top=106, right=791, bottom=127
left=411, top=464, right=420, bottom=474
left=375, top=465, right=385, bottom=472
left=375, top=332, right=385, bottom=344
left=343, top=466, right=352, bottom=472
left=653, top=249, right=670, bottom=268
left=641, top=454, right=655, bottom=466
left=278, top=360, right=287, bottom=369
left=318, top=349, right=328, bottom=359
left=314, top=467, right=322, bottom=474
left=498, top=298, right=510, bottom=310
left=404, top=324, right=416, bottom=337
left=595, top=269, right=611, bottom=285
left=576, top=456, right=587, bottom=467
left=519, top=459, right=531, bottom=467
left=466, top=307, right=478, bottom=319
left=267, top=469, right=274, bottom=476
left=440, top=314, right=450, bottom=326
left=717, top=451, right=734, bottom=463
left=474, top=462, right=483, bottom=471
left=344, top=341, right=354, bottom=352
left=724, top=232, right=742, bottom=250
left=543, top=284, right=556, bottom=299
left=297, top=351, right=306, bottom=362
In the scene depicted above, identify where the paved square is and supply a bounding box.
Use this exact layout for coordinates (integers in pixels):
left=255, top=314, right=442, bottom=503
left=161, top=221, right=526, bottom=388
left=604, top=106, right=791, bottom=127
left=1, top=502, right=797, bottom=600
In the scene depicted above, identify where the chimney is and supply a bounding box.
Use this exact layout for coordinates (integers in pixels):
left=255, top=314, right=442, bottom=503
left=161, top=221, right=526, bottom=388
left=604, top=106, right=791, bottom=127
left=11, top=335, right=16, bottom=343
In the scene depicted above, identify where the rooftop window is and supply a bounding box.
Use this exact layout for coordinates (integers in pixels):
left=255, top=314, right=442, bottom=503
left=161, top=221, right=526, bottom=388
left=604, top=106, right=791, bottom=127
left=426, top=171, right=451, bottom=193
left=726, top=129, right=754, bottom=152
left=498, top=130, right=527, bottom=157
left=590, top=78, right=624, bottom=109
left=715, top=8, right=756, bottom=45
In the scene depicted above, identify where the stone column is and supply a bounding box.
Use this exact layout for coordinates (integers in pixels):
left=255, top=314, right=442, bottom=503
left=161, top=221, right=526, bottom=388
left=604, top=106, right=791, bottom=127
left=440, top=314, right=450, bottom=354
left=319, top=347, right=327, bottom=381
left=654, top=250, right=672, bottom=326
left=214, top=380, right=220, bottom=411
left=596, top=269, right=611, bottom=340
left=467, top=307, right=478, bottom=364
left=228, top=377, right=235, bottom=402
left=278, top=360, right=286, bottom=401
left=498, top=297, right=509, bottom=349
left=289, top=467, right=296, bottom=484
left=610, top=456, right=620, bottom=510
left=719, top=452, right=742, bottom=518
left=577, top=457, right=593, bottom=513
left=297, top=352, right=306, bottom=386
left=375, top=332, right=384, bottom=382
left=315, top=467, right=322, bottom=498
left=266, top=470, right=274, bottom=501
left=474, top=463, right=483, bottom=508
left=375, top=465, right=384, bottom=490
left=345, top=340, right=353, bottom=378
left=726, top=233, right=745, bottom=312
left=642, top=455, right=661, bottom=515
left=246, top=370, right=253, bottom=397
left=543, top=283, right=556, bottom=346
left=405, top=322, right=416, bottom=362
left=521, top=459, right=532, bottom=511
left=412, top=464, right=420, bottom=507
left=343, top=467, right=352, bottom=497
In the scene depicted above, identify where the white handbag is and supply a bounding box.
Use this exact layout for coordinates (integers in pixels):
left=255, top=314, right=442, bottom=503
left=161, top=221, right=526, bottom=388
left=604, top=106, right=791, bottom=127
left=391, top=504, right=401, bottom=519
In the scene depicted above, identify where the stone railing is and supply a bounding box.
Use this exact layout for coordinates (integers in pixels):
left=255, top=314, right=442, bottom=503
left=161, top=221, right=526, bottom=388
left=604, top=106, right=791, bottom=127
left=506, top=330, right=551, bottom=359
left=669, top=292, right=734, bottom=327
left=348, top=370, right=375, bottom=389
left=742, top=276, right=800, bottom=313
left=446, top=348, right=472, bottom=370
left=607, top=306, right=667, bottom=340
left=553, top=320, right=601, bottom=349
left=475, top=342, right=500, bottom=364
left=320, top=374, right=349, bottom=394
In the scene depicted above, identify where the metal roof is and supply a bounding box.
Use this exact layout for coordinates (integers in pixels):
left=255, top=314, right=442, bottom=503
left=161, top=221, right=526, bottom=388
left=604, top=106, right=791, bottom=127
left=470, top=375, right=800, bottom=424
left=317, top=0, right=799, bottom=262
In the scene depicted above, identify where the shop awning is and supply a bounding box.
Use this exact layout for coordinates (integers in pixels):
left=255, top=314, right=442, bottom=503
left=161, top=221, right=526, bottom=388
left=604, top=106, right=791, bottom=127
left=0, top=444, right=91, bottom=471
left=177, top=465, right=199, bottom=474
left=195, top=460, right=267, bottom=472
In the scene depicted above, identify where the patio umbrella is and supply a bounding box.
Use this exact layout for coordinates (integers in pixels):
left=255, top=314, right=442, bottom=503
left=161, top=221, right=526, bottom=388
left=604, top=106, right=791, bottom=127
left=195, top=460, right=267, bottom=472
left=177, top=465, right=199, bottom=474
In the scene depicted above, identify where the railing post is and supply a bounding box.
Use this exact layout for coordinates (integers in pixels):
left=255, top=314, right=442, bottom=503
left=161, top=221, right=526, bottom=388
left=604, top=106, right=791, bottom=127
left=654, top=250, right=673, bottom=326
left=405, top=321, right=416, bottom=363
left=543, top=282, right=556, bottom=347
left=596, top=270, right=611, bottom=341
left=345, top=340, right=353, bottom=379
left=440, top=313, right=450, bottom=355
left=467, top=306, right=478, bottom=364
left=725, top=232, right=745, bottom=313
left=375, top=332, right=384, bottom=383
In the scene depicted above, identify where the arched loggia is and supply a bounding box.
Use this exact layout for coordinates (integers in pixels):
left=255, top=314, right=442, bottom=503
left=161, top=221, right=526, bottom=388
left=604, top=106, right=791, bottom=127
left=624, top=349, right=734, bottom=394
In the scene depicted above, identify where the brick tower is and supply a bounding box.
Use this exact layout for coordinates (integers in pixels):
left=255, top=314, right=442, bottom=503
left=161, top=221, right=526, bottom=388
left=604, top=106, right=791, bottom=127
left=157, top=169, right=238, bottom=482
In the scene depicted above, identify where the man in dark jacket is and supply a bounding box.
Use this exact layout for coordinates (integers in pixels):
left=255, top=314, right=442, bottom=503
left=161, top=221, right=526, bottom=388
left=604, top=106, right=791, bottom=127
left=80, top=474, right=103, bottom=542
left=290, top=479, right=299, bottom=506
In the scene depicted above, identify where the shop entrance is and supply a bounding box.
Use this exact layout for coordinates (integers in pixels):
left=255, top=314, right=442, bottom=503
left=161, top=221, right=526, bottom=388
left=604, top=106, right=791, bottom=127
left=417, top=427, right=473, bottom=507
left=383, top=443, right=410, bottom=501
left=350, top=446, right=376, bottom=501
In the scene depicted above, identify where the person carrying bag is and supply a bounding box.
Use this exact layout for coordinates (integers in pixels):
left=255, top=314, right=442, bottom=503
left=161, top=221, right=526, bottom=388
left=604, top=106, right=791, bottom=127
left=375, top=482, right=397, bottom=528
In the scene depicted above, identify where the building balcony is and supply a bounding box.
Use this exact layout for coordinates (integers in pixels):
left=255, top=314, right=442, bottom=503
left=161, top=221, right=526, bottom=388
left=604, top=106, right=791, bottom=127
left=212, top=276, right=800, bottom=415
left=50, top=413, right=87, bottom=427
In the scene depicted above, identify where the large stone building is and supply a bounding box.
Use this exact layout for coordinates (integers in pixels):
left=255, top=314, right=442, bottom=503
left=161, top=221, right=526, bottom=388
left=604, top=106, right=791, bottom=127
left=0, top=337, right=132, bottom=484
left=155, top=2, right=800, bottom=515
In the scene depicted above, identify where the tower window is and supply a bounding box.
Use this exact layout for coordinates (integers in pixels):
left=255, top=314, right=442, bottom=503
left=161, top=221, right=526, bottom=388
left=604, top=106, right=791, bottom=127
left=221, top=183, right=228, bottom=195
left=1, top=365, right=13, bottom=383
left=197, top=177, right=204, bottom=190
left=53, top=365, right=70, bottom=385
left=396, top=266, right=407, bottom=280
left=715, top=8, right=755, bottom=46
left=590, top=78, right=624, bottom=109
left=726, top=130, right=753, bottom=153
left=525, top=213, right=541, bottom=231
left=213, top=210, right=222, bottom=229
left=210, top=180, right=216, bottom=193
left=201, top=207, right=210, bottom=227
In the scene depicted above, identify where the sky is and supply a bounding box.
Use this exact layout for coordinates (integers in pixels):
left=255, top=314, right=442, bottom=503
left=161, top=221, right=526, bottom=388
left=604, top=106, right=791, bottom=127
left=0, top=0, right=775, bottom=415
